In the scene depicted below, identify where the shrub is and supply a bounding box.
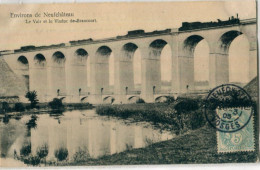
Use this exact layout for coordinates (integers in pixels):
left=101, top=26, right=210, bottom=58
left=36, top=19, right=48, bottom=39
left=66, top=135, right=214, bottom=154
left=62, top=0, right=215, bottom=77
left=14, top=103, right=25, bottom=112
left=174, top=99, right=199, bottom=113
left=25, top=105, right=31, bottom=110
left=190, top=110, right=206, bottom=130
left=36, top=144, right=48, bottom=159
left=136, top=98, right=145, bottom=103
left=49, top=98, right=64, bottom=110
left=96, top=106, right=116, bottom=116
left=20, top=143, right=31, bottom=157
left=1, top=102, right=11, bottom=112
left=166, top=96, right=175, bottom=104
left=73, top=147, right=90, bottom=163
left=25, top=91, right=39, bottom=108
left=97, top=102, right=206, bottom=135
left=23, top=155, right=41, bottom=166
left=55, top=148, right=68, bottom=161
left=66, top=103, right=93, bottom=109
left=3, top=114, right=10, bottom=124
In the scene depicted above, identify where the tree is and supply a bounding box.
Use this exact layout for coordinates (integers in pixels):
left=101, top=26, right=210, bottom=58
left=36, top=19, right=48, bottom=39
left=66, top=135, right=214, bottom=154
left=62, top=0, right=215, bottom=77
left=36, top=144, right=48, bottom=165
left=1, top=102, right=10, bottom=113
left=36, top=144, right=48, bottom=159
left=48, top=98, right=64, bottom=110
left=55, top=148, right=68, bottom=162
left=20, top=143, right=31, bottom=157
left=25, top=91, right=39, bottom=108
left=14, top=103, right=25, bottom=112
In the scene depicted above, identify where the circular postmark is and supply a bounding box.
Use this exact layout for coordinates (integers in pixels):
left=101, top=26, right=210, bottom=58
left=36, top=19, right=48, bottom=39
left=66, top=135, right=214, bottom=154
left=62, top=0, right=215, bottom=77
left=204, top=84, right=253, bottom=133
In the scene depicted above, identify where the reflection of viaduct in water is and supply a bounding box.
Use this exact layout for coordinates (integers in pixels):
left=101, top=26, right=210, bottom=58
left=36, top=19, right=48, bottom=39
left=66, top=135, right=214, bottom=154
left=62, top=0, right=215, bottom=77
left=0, top=18, right=257, bottom=104
left=29, top=112, right=172, bottom=159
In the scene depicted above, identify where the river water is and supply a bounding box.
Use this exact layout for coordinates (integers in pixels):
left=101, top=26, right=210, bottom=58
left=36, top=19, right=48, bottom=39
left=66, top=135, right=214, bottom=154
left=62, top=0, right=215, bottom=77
left=0, top=109, right=174, bottom=166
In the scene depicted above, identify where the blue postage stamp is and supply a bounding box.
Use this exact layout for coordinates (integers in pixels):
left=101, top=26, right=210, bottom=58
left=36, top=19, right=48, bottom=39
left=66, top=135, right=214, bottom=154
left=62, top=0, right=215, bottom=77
left=216, top=107, right=255, bottom=153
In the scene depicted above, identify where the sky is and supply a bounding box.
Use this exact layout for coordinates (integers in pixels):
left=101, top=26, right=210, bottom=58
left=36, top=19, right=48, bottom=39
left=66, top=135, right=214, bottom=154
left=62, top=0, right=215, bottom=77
left=0, top=0, right=256, bottom=83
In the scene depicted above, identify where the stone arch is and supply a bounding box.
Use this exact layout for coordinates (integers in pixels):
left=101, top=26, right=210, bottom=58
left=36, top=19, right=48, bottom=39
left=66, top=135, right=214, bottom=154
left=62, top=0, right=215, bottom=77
left=183, top=35, right=207, bottom=56
left=80, top=96, right=89, bottom=103
left=218, top=30, right=251, bottom=84
left=49, top=51, right=66, bottom=98
left=103, top=96, right=115, bottom=104
left=208, top=30, right=250, bottom=88
left=30, top=53, right=47, bottom=101
left=92, top=46, right=113, bottom=96
left=177, top=35, right=209, bottom=92
left=121, top=42, right=138, bottom=60
left=149, top=39, right=168, bottom=59
left=141, top=39, right=170, bottom=102
left=17, top=55, right=29, bottom=68
left=114, top=42, right=139, bottom=99
left=34, top=53, right=46, bottom=67
left=52, top=51, right=66, bottom=66
left=17, top=55, right=29, bottom=91
left=127, top=96, right=140, bottom=103
left=96, top=46, right=112, bottom=62
left=155, top=96, right=169, bottom=103
left=218, top=30, right=243, bottom=54
left=183, top=35, right=210, bottom=90
left=65, top=48, right=89, bottom=100
left=74, top=48, right=88, bottom=65
left=128, top=95, right=139, bottom=100
left=59, top=97, right=66, bottom=101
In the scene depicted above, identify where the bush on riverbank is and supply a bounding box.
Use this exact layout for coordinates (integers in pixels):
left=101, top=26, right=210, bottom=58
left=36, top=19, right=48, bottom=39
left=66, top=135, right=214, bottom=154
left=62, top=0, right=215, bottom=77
left=36, top=144, right=49, bottom=159
left=65, top=103, right=93, bottom=110
left=25, top=91, right=39, bottom=109
left=174, top=99, right=199, bottom=113
left=73, top=147, right=90, bottom=163
left=0, top=102, right=11, bottom=113
left=0, top=101, right=94, bottom=115
left=55, top=147, right=69, bottom=162
left=96, top=100, right=206, bottom=134
left=49, top=98, right=64, bottom=111
left=20, top=143, right=31, bottom=157
left=23, top=155, right=41, bottom=166
left=14, top=103, right=25, bottom=112
left=136, top=98, right=145, bottom=103
left=166, top=96, right=175, bottom=104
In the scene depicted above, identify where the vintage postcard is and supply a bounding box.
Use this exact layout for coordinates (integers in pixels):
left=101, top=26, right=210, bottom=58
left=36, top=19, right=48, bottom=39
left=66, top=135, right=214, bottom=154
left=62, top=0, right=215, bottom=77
left=0, top=0, right=259, bottom=167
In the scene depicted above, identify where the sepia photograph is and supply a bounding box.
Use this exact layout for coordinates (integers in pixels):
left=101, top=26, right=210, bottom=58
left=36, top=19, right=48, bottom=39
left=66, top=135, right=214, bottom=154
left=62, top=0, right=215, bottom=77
left=0, top=0, right=258, bottom=167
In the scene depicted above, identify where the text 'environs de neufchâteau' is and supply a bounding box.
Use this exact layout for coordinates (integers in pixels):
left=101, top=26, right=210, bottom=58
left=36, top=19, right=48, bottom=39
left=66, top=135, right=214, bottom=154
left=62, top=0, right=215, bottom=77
left=10, top=12, right=74, bottom=18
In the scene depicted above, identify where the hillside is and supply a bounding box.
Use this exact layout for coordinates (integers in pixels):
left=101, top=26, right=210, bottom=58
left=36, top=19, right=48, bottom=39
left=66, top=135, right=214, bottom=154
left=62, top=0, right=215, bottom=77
left=0, top=57, right=27, bottom=97
left=244, top=76, right=258, bottom=101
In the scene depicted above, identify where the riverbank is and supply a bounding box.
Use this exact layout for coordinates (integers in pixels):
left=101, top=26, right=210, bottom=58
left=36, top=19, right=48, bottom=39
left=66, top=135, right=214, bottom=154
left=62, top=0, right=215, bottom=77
left=0, top=102, right=94, bottom=117
left=1, top=99, right=258, bottom=166
left=64, top=124, right=258, bottom=166
left=96, top=102, right=206, bottom=134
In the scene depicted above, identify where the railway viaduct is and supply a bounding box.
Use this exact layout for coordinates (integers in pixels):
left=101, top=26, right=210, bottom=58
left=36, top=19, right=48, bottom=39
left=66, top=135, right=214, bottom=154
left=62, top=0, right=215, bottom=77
left=0, top=18, right=257, bottom=104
